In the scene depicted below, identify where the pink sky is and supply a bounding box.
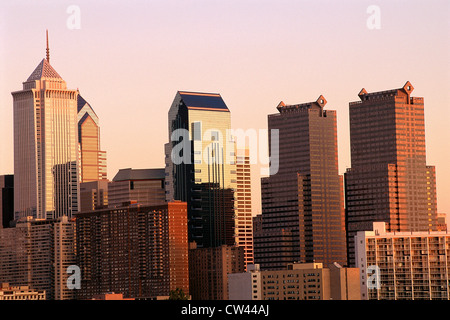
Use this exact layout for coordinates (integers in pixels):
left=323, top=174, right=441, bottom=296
left=0, top=0, right=449, bottom=217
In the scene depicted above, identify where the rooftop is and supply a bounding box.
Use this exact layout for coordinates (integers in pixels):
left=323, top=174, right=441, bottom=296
left=112, top=168, right=165, bottom=182
left=178, top=91, right=229, bottom=112
left=26, top=58, right=63, bottom=82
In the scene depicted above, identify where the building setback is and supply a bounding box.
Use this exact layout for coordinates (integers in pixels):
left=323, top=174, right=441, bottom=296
left=254, top=96, right=347, bottom=270
left=346, top=81, right=439, bottom=267
left=356, top=222, right=450, bottom=300
left=75, top=201, right=189, bottom=299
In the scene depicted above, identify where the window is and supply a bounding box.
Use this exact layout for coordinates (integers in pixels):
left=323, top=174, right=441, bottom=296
left=192, top=122, right=202, bottom=141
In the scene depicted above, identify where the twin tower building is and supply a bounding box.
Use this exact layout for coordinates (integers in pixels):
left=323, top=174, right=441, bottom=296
left=12, top=46, right=439, bottom=271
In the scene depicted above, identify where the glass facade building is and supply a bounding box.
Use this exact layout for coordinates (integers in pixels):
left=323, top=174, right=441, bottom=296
left=165, top=91, right=237, bottom=248
left=12, top=58, right=79, bottom=220
left=77, top=93, right=107, bottom=183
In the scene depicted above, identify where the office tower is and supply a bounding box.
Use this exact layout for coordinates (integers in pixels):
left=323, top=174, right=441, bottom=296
left=79, top=180, right=108, bottom=212
left=75, top=201, right=189, bottom=299
left=12, top=37, right=79, bottom=220
left=0, top=175, right=14, bottom=228
left=165, top=91, right=237, bottom=248
left=254, top=96, right=347, bottom=270
left=355, top=222, right=450, bottom=300
left=188, top=243, right=244, bottom=300
left=228, top=262, right=360, bottom=300
left=108, top=168, right=166, bottom=208
left=77, top=92, right=107, bottom=182
left=345, top=81, right=439, bottom=267
left=235, top=148, right=254, bottom=269
left=0, top=216, right=76, bottom=300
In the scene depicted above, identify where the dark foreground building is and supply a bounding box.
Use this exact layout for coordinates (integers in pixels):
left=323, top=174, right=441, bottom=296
left=254, top=96, right=347, bottom=270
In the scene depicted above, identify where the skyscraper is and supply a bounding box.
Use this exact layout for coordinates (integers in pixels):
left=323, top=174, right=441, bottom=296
left=254, top=96, right=347, bottom=270
left=345, top=81, right=439, bottom=266
left=165, top=91, right=236, bottom=248
left=12, top=35, right=79, bottom=220
left=77, top=93, right=107, bottom=183
left=235, top=148, right=254, bottom=269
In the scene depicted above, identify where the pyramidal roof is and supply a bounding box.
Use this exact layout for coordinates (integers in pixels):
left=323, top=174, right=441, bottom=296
left=27, top=58, right=63, bottom=81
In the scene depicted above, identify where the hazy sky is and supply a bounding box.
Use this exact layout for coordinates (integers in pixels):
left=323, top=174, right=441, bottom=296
left=0, top=0, right=449, bottom=216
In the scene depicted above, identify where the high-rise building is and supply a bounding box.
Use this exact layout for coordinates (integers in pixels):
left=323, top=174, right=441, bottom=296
left=77, top=92, right=107, bottom=183
left=0, top=216, right=76, bottom=300
left=108, top=168, right=166, bottom=208
left=254, top=96, right=347, bottom=270
left=12, top=36, right=79, bottom=220
left=188, top=243, right=244, bottom=300
left=345, top=81, right=439, bottom=267
left=165, top=91, right=237, bottom=248
left=0, top=175, right=14, bottom=228
left=75, top=201, right=189, bottom=299
left=235, top=148, right=254, bottom=269
left=355, top=222, right=450, bottom=300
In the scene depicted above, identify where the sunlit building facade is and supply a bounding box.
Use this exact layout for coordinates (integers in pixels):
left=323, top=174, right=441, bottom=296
left=12, top=56, right=79, bottom=220
left=77, top=93, right=107, bottom=183
left=235, top=148, right=254, bottom=269
left=228, top=262, right=360, bottom=300
left=356, top=222, right=450, bottom=300
left=346, top=82, right=439, bottom=267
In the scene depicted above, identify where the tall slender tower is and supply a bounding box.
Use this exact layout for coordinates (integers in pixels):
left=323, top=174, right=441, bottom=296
left=254, top=96, right=347, bottom=270
left=345, top=81, right=439, bottom=266
left=235, top=148, right=254, bottom=269
left=165, top=91, right=236, bottom=248
left=12, top=32, right=79, bottom=220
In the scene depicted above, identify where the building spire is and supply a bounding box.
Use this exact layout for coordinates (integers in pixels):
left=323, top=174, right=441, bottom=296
left=46, top=29, right=50, bottom=64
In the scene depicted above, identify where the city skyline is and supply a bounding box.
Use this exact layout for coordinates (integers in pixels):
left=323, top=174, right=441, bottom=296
left=0, top=0, right=449, bottom=219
